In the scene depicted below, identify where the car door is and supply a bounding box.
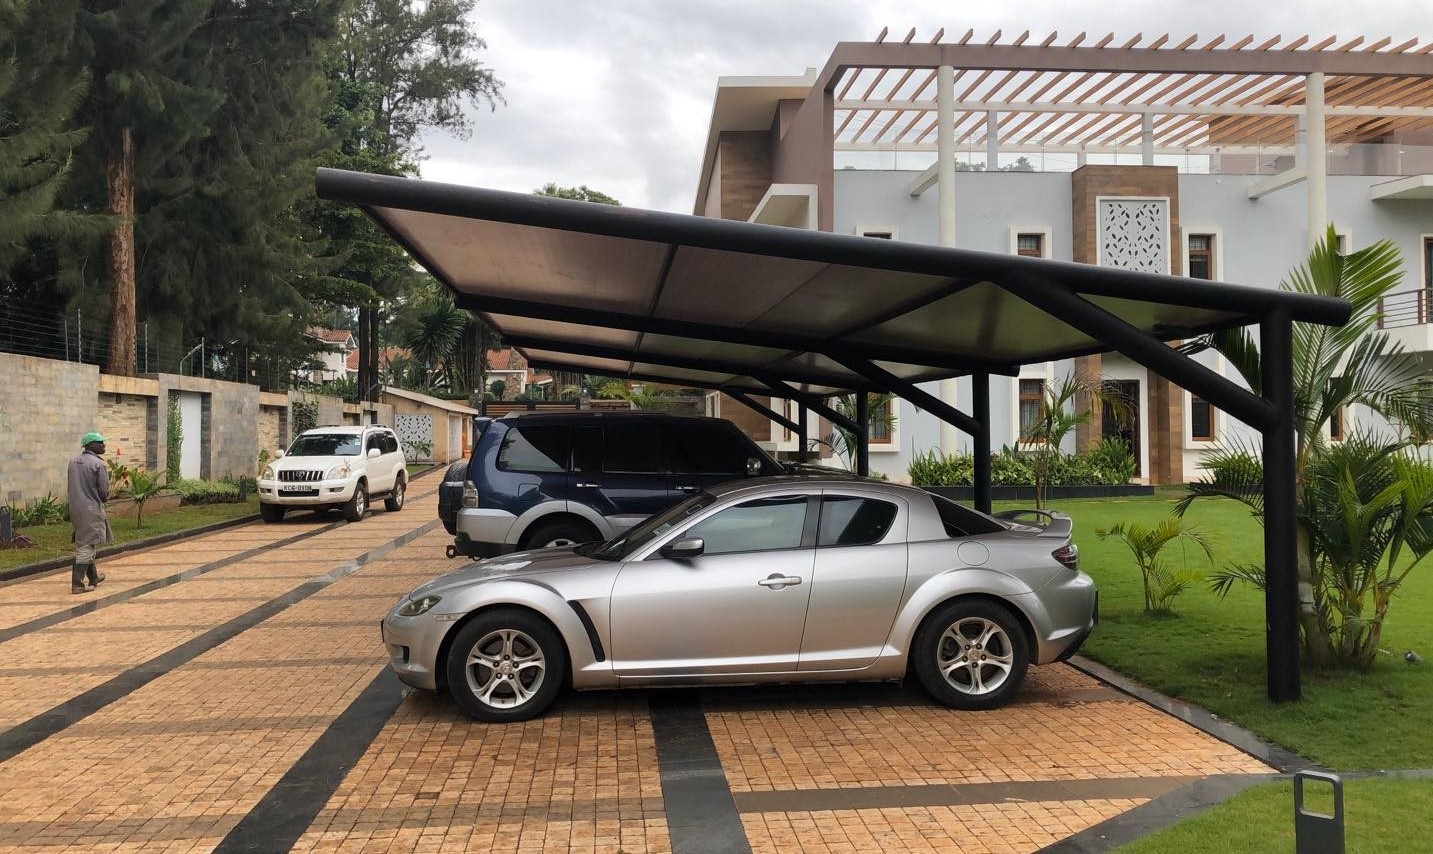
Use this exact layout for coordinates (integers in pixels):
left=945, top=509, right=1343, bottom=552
left=609, top=493, right=816, bottom=678
left=363, top=431, right=393, bottom=492
left=797, top=492, right=909, bottom=671
left=663, top=423, right=764, bottom=497
left=570, top=423, right=673, bottom=533
left=381, top=430, right=404, bottom=484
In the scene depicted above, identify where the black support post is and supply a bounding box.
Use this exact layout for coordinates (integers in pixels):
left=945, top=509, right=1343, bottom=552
left=854, top=392, right=870, bottom=476
left=1261, top=309, right=1301, bottom=702
left=797, top=403, right=809, bottom=462
left=973, top=373, right=992, bottom=514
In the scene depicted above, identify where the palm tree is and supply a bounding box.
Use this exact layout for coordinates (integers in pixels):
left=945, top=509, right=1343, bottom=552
left=598, top=380, right=664, bottom=410
left=1019, top=375, right=1132, bottom=508
left=1180, top=226, right=1433, bottom=667
left=1098, top=517, right=1216, bottom=614
left=825, top=393, right=897, bottom=470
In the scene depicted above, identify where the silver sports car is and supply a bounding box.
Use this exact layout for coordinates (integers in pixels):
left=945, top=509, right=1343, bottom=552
left=382, top=475, right=1097, bottom=722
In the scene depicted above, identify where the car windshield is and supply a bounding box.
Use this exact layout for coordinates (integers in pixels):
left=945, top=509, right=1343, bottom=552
left=287, top=433, right=361, bottom=457
left=582, top=492, right=717, bottom=561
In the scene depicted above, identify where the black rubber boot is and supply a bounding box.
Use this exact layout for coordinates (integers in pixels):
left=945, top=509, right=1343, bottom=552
left=85, top=563, right=105, bottom=586
left=71, top=562, right=94, bottom=594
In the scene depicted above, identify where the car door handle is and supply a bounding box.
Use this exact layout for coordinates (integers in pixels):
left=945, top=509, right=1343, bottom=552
left=576, top=482, right=601, bottom=488
left=675, top=485, right=698, bottom=492
left=757, top=574, right=802, bottom=589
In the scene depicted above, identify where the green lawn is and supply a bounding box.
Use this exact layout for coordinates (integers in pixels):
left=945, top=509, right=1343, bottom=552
left=1118, top=777, right=1433, bottom=853
left=1017, top=493, right=1433, bottom=851
left=0, top=497, right=259, bottom=573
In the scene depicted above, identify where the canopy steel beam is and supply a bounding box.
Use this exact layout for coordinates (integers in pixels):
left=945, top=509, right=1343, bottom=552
left=460, top=294, right=1008, bottom=375
left=1000, top=278, right=1278, bottom=431
left=502, top=334, right=875, bottom=391
left=525, top=358, right=781, bottom=398
left=727, top=391, right=803, bottom=435
left=827, top=354, right=981, bottom=434
left=759, top=377, right=861, bottom=437
left=1261, top=309, right=1300, bottom=702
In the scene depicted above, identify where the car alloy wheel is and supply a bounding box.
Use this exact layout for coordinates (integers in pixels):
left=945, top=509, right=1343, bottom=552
left=385, top=479, right=405, bottom=512
left=445, top=608, right=567, bottom=722
left=342, top=483, right=366, bottom=522
left=937, top=617, right=1015, bottom=696
left=913, top=599, right=1028, bottom=711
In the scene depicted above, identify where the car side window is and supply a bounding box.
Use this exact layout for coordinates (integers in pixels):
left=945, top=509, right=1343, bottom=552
left=682, top=495, right=808, bottom=556
left=365, top=433, right=382, bottom=453
left=496, top=426, right=570, bottom=473
left=602, top=423, right=662, bottom=473
left=817, top=496, right=898, bottom=547
left=665, top=425, right=754, bottom=475
left=379, top=432, right=398, bottom=454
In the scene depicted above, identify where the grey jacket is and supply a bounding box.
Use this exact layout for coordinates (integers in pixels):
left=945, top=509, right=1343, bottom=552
left=67, top=450, right=113, bottom=546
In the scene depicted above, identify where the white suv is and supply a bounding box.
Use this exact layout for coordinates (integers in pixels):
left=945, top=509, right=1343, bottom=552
left=258, top=425, right=407, bottom=523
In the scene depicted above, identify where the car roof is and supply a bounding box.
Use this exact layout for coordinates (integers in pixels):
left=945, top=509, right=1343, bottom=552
left=705, top=474, right=922, bottom=499
left=299, top=425, right=389, bottom=435
left=496, top=410, right=729, bottom=424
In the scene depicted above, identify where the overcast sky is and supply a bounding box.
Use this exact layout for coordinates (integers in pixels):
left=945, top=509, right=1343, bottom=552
left=417, top=0, right=1430, bottom=214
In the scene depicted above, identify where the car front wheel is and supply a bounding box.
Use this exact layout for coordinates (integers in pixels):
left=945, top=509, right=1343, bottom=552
left=384, top=477, right=405, bottom=512
left=445, top=609, right=566, bottom=722
left=259, top=503, right=285, bottom=523
left=342, top=482, right=367, bottom=522
left=913, top=599, right=1029, bottom=711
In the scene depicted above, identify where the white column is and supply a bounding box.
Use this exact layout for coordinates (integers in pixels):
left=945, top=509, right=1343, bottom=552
left=1306, top=72, right=1327, bottom=250
left=986, top=111, right=999, bottom=170
left=1141, top=114, right=1155, bottom=165
left=938, top=65, right=959, bottom=453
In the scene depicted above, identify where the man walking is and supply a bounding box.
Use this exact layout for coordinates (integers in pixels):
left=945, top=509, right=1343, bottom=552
left=67, top=431, right=111, bottom=594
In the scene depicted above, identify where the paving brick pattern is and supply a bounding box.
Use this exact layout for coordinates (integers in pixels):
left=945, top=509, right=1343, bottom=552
left=0, top=477, right=1273, bottom=853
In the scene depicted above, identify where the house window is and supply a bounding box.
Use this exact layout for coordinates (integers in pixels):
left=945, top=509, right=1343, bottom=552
left=1016, top=233, right=1044, bottom=257
left=869, top=397, right=892, bottom=443
left=1190, top=396, right=1214, bottom=441
left=1019, top=379, right=1045, bottom=439
left=1330, top=406, right=1345, bottom=442
left=862, top=231, right=893, bottom=239
left=1188, top=234, right=1215, bottom=280
left=1335, top=232, right=1349, bottom=254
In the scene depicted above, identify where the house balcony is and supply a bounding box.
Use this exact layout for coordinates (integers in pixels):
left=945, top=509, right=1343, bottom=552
left=1378, top=290, right=1433, bottom=353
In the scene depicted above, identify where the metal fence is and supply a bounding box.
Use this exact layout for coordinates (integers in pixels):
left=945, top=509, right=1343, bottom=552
left=0, top=303, right=310, bottom=391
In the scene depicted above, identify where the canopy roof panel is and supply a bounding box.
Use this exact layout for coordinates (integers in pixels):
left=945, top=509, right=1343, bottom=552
left=316, top=167, right=1348, bottom=397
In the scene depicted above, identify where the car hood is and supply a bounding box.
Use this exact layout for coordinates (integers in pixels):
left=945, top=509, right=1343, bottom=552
left=407, top=548, right=599, bottom=598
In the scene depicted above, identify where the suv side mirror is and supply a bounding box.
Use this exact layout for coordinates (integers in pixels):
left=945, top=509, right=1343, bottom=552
left=661, top=537, right=704, bottom=559
left=367, top=447, right=380, bottom=459
left=274, top=449, right=285, bottom=459
left=746, top=457, right=763, bottom=477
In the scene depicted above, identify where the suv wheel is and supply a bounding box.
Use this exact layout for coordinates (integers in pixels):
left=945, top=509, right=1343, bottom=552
left=259, top=503, right=285, bottom=523
left=342, top=482, right=367, bottom=522
left=445, top=608, right=566, bottom=722
left=524, top=518, right=597, bottom=550
left=384, top=476, right=406, bottom=512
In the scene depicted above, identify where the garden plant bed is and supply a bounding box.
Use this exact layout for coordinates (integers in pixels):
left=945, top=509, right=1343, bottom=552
left=928, top=484, right=1154, bottom=501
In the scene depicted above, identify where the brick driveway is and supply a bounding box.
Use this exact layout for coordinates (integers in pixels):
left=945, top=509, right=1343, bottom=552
left=0, top=477, right=1270, bottom=853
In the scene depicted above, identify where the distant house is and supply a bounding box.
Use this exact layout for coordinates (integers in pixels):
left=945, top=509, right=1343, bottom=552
left=485, top=348, right=553, bottom=398
left=304, top=328, right=357, bottom=384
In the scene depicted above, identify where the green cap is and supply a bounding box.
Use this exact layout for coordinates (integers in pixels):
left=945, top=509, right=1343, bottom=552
left=81, top=431, right=107, bottom=446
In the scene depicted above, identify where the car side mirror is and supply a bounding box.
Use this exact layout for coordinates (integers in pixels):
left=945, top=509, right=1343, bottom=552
left=274, top=449, right=285, bottom=459
left=367, top=448, right=380, bottom=459
left=661, top=537, right=705, bottom=559
left=746, top=457, right=763, bottom=477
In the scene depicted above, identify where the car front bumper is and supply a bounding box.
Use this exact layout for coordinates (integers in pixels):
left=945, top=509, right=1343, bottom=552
left=380, top=610, right=453, bottom=691
left=257, top=478, right=358, bottom=505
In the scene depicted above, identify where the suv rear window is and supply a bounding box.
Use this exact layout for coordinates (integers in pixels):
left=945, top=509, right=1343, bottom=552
left=497, top=426, right=569, bottom=473
left=666, top=424, right=757, bottom=475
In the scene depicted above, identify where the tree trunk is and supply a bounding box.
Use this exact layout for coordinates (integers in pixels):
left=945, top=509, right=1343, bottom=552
left=355, top=309, right=369, bottom=402
left=104, top=127, right=136, bottom=377
left=1296, top=524, right=1336, bottom=667
left=366, top=306, right=379, bottom=399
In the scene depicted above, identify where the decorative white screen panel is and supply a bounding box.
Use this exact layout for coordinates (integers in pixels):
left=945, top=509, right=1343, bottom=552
left=1097, top=198, right=1169, bottom=273
left=395, top=414, right=433, bottom=447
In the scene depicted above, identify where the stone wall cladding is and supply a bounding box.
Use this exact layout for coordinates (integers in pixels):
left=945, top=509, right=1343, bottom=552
left=96, top=393, right=152, bottom=469
left=717, top=131, right=773, bottom=222
left=258, top=405, right=285, bottom=458
left=0, top=354, right=99, bottom=503
left=719, top=393, right=774, bottom=443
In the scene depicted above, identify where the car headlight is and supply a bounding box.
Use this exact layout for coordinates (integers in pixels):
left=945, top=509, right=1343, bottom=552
left=398, top=595, right=442, bottom=616
left=326, top=464, right=350, bottom=479
left=260, top=465, right=275, bottom=479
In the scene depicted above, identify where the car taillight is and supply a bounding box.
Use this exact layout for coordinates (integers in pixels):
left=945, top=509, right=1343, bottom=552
left=1052, top=543, right=1079, bottom=571
left=461, top=480, right=479, bottom=508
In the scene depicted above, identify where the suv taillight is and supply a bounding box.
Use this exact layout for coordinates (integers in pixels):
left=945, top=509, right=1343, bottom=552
left=1052, top=543, right=1079, bottom=571
left=461, top=480, right=479, bottom=508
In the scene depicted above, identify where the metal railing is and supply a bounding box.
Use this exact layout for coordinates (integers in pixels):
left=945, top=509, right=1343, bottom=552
left=1377, top=290, right=1432, bottom=330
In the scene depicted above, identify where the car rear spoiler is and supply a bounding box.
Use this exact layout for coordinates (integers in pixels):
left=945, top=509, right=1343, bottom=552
left=992, top=509, right=1073, bottom=539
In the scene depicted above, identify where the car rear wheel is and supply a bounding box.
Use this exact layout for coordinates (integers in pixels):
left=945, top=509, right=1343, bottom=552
left=259, top=503, right=285, bottom=523
left=342, top=483, right=367, bottom=522
left=523, top=518, right=597, bottom=550
left=384, top=477, right=406, bottom=512
left=913, top=599, right=1029, bottom=711
left=445, top=609, right=566, bottom=722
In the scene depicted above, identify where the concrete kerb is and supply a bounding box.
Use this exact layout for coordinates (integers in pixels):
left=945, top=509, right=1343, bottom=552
left=0, top=464, right=442, bottom=585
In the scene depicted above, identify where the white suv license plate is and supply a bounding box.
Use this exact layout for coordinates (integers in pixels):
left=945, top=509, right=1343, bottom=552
left=279, top=485, right=316, bottom=494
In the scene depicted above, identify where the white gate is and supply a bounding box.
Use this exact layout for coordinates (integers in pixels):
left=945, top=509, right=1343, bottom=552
left=448, top=415, right=462, bottom=462
left=177, top=392, right=203, bottom=479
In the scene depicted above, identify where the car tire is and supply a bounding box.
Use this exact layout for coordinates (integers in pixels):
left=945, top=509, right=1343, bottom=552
left=522, top=518, right=597, bottom=550
left=445, top=608, right=567, bottom=722
left=384, top=476, right=406, bottom=512
left=259, top=503, right=285, bottom=524
left=342, top=482, right=367, bottom=522
left=913, top=599, right=1029, bottom=711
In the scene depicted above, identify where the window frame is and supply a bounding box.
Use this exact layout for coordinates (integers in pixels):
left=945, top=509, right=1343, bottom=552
left=1009, top=227, right=1052, bottom=259
left=1017, top=377, right=1047, bottom=441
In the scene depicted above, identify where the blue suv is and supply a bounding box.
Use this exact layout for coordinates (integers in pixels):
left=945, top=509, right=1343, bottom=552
left=440, top=411, right=783, bottom=558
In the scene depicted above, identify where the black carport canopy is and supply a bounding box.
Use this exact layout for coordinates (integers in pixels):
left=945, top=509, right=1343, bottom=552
left=318, top=165, right=1348, bottom=704
left=314, top=168, right=1346, bottom=411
